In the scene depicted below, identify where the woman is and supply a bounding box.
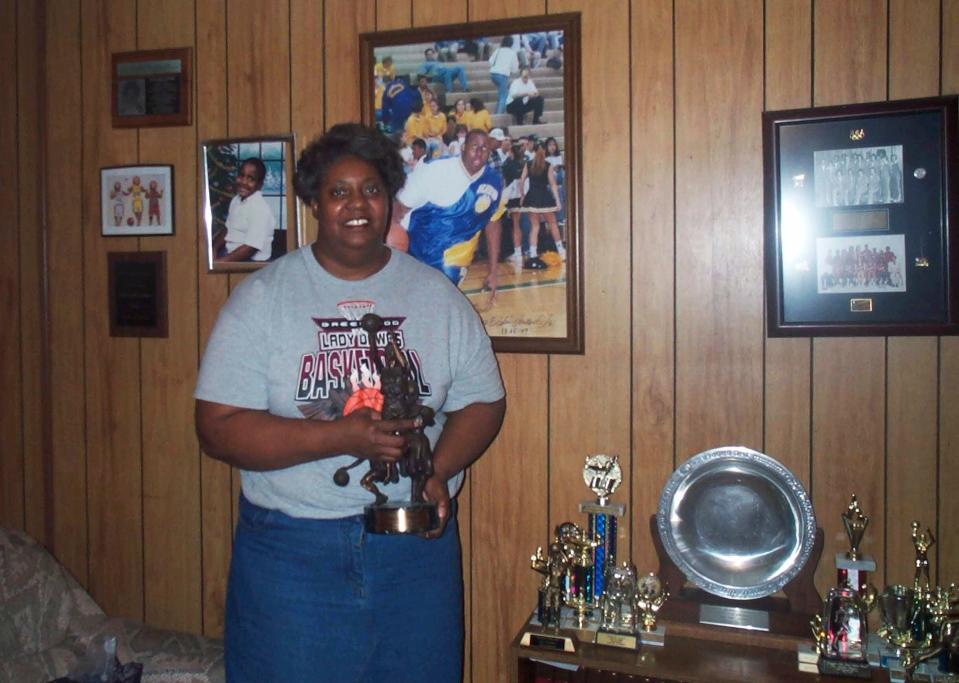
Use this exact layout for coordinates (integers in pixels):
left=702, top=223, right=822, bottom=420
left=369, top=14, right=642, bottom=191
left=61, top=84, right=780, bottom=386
left=502, top=143, right=527, bottom=266
left=520, top=141, right=566, bottom=266
left=194, top=123, right=506, bottom=682
left=544, top=136, right=566, bottom=225
left=488, top=35, right=519, bottom=114
left=465, top=97, right=492, bottom=132
left=451, top=97, right=470, bottom=126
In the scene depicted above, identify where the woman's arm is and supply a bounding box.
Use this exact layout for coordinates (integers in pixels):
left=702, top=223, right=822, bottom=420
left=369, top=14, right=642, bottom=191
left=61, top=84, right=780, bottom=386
left=548, top=165, right=562, bottom=209
left=195, top=400, right=419, bottom=471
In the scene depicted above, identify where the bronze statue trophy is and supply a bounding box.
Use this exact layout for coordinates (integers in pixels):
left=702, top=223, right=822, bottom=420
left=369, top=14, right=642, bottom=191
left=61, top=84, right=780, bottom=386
left=837, top=494, right=876, bottom=595
left=332, top=313, right=437, bottom=534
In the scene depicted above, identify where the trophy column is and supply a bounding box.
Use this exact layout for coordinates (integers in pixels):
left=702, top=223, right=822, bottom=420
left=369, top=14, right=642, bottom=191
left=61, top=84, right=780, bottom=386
left=578, top=454, right=625, bottom=604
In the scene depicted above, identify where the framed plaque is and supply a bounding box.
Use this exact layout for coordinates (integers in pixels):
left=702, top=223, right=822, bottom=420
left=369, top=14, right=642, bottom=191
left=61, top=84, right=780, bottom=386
left=108, top=251, right=168, bottom=338
left=112, top=47, right=192, bottom=128
left=763, top=95, right=958, bottom=336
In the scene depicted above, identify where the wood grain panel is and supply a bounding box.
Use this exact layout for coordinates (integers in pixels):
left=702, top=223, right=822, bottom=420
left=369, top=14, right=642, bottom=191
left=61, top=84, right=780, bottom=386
left=630, top=0, right=675, bottom=571
left=889, top=0, right=939, bottom=99
left=885, top=338, right=938, bottom=584
left=810, top=0, right=887, bottom=599
left=939, top=0, right=959, bottom=584
left=291, top=0, right=325, bottom=245
left=0, top=0, right=24, bottom=530
left=763, top=0, right=812, bottom=489
left=80, top=0, right=143, bottom=621
left=324, top=0, right=375, bottom=126
left=376, top=0, right=411, bottom=30
left=196, top=0, right=233, bottom=638
left=226, top=0, right=292, bottom=137
left=547, top=0, right=631, bottom=566
left=462, top=3, right=548, bottom=683
left=674, top=0, right=765, bottom=459
left=138, top=0, right=202, bottom=633
left=813, top=0, right=886, bottom=107
left=17, top=0, right=47, bottom=541
left=884, top=0, right=941, bottom=589
left=45, top=0, right=88, bottom=583
left=412, top=0, right=465, bottom=25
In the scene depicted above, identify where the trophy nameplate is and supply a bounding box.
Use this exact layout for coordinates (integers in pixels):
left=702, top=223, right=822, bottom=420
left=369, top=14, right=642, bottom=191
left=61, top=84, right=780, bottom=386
left=639, top=626, right=666, bottom=646
left=817, top=656, right=873, bottom=679
left=699, top=604, right=770, bottom=632
left=595, top=630, right=637, bottom=649
left=520, top=628, right=577, bottom=653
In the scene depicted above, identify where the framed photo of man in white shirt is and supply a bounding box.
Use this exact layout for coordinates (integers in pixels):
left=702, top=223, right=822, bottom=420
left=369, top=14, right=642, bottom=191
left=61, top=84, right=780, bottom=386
left=202, top=134, right=300, bottom=273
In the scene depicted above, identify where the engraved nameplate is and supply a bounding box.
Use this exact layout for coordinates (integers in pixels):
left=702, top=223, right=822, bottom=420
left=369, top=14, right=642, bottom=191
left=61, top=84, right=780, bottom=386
left=699, top=604, right=770, bottom=631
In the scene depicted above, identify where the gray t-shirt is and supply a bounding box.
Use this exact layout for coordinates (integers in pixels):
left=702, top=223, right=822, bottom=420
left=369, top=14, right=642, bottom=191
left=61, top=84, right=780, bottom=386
left=195, top=246, right=504, bottom=519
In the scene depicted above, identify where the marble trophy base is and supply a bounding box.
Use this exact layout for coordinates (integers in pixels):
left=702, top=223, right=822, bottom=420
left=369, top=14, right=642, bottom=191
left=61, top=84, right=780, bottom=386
left=818, top=655, right=873, bottom=679
left=364, top=501, right=438, bottom=534
left=640, top=625, right=666, bottom=647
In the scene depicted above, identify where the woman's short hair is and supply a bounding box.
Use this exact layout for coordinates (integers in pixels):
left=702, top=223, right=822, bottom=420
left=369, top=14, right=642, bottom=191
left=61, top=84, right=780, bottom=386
left=294, top=123, right=406, bottom=204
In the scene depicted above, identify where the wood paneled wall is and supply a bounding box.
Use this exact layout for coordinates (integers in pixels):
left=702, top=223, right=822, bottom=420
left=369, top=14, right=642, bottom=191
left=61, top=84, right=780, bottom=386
left=2, top=1, right=958, bottom=680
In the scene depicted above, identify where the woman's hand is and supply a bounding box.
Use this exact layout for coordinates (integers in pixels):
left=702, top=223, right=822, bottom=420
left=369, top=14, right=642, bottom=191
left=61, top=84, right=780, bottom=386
left=336, top=407, right=418, bottom=465
left=420, top=473, right=452, bottom=539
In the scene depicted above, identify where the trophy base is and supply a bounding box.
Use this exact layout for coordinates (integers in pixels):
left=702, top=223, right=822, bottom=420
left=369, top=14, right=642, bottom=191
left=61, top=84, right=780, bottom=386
left=639, top=625, right=666, bottom=647
left=364, top=501, right=438, bottom=534
left=520, top=626, right=577, bottom=653
left=817, top=656, right=873, bottom=679
left=594, top=628, right=638, bottom=650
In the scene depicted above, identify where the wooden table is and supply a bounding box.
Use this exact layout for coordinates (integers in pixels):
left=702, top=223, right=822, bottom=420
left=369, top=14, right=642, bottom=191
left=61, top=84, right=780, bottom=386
left=511, top=620, right=890, bottom=683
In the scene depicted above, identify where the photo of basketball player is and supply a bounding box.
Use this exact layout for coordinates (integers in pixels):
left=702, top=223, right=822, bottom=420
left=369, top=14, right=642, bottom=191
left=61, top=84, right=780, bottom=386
left=100, top=165, right=174, bottom=236
left=363, top=14, right=583, bottom=353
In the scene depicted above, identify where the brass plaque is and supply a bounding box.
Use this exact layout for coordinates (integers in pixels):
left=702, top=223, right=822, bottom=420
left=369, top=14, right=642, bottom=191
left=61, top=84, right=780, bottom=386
left=850, top=298, right=873, bottom=313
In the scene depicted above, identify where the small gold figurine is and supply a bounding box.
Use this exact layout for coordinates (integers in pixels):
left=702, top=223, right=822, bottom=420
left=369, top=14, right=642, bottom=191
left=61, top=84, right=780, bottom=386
left=841, top=494, right=869, bottom=561
left=810, top=614, right=828, bottom=656
left=531, top=542, right=571, bottom=630
left=911, top=520, right=935, bottom=592
left=635, top=573, right=668, bottom=633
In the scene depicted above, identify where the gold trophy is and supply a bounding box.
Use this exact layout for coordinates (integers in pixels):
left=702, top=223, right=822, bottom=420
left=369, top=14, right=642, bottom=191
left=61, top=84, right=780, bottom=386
left=595, top=561, right=640, bottom=649
left=636, top=572, right=669, bottom=646
left=837, top=494, right=876, bottom=594
left=558, top=522, right=601, bottom=628
left=911, top=520, right=935, bottom=593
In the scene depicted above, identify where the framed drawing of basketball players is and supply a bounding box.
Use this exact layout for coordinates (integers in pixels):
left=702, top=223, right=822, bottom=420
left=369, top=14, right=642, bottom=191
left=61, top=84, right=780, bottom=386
left=763, top=95, right=959, bottom=336
left=360, top=13, right=584, bottom=354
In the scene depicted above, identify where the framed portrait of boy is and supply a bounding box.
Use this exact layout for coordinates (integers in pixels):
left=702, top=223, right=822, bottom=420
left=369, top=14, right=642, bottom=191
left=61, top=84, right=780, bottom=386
left=360, top=13, right=584, bottom=354
left=100, top=165, right=174, bottom=236
left=201, top=134, right=300, bottom=273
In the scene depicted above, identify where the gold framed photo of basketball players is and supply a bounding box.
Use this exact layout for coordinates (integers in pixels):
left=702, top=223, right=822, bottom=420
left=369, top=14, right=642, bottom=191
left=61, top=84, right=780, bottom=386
left=201, top=134, right=300, bottom=273
left=360, top=12, right=584, bottom=354
left=100, top=165, right=174, bottom=236
left=112, top=47, right=192, bottom=128
left=763, top=95, right=959, bottom=336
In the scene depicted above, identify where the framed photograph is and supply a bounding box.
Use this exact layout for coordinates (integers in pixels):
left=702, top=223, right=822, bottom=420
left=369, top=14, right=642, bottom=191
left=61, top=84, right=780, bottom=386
left=100, top=165, right=174, bottom=236
left=201, top=134, right=300, bottom=273
left=763, top=95, right=959, bottom=336
left=360, top=13, right=584, bottom=354
left=112, top=47, right=192, bottom=128
left=108, top=251, right=168, bottom=338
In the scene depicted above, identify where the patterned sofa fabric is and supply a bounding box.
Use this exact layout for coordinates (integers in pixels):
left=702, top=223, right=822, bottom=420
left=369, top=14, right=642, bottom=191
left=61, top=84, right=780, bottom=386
left=0, top=528, right=224, bottom=683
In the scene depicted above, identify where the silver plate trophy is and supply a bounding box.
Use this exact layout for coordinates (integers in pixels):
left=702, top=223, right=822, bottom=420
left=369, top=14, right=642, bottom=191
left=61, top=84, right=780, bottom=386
left=332, top=313, right=438, bottom=534
left=656, top=446, right=816, bottom=600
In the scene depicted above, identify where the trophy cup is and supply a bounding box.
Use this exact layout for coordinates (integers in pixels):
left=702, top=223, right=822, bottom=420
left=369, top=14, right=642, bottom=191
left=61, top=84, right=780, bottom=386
left=878, top=584, right=920, bottom=650
left=594, top=561, right=640, bottom=649
left=558, top=522, right=601, bottom=628
left=636, top=572, right=669, bottom=646
left=816, top=584, right=877, bottom=679
left=332, top=313, right=438, bottom=534
left=578, top=454, right=625, bottom=603
left=837, top=494, right=876, bottom=595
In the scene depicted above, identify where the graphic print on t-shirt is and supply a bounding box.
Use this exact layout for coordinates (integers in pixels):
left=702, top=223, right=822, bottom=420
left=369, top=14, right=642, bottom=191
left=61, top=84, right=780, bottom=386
left=294, top=300, right=431, bottom=422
